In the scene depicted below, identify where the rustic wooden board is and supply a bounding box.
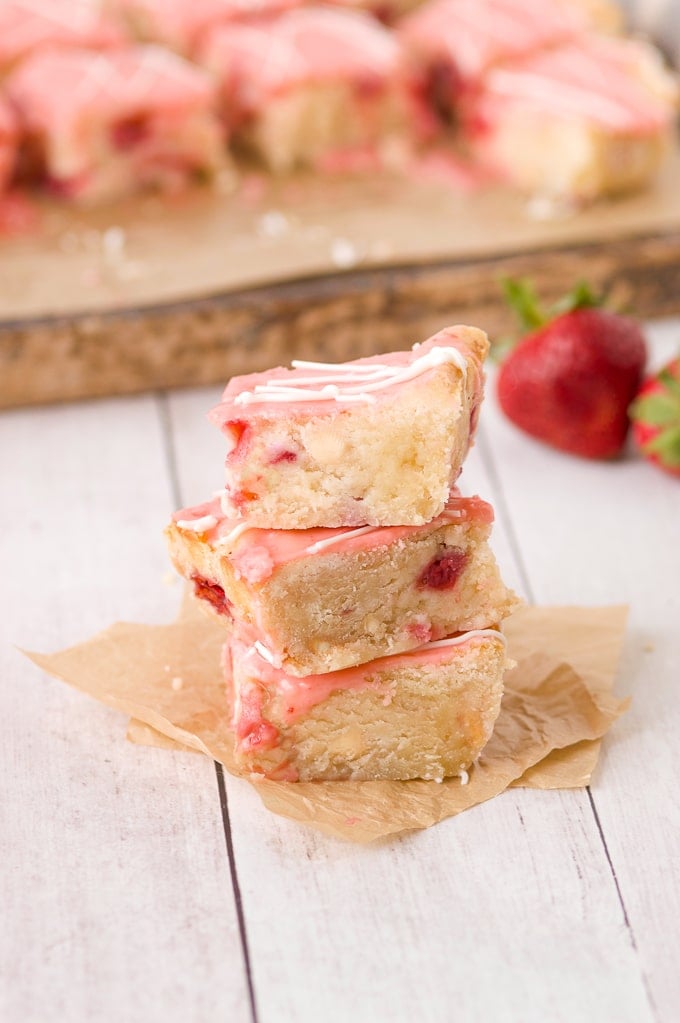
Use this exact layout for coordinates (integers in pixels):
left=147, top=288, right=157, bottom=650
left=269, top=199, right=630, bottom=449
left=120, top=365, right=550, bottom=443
left=2, top=145, right=680, bottom=408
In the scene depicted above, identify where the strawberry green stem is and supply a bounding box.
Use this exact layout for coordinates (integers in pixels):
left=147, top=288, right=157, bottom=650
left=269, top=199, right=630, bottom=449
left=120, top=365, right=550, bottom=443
left=501, top=277, right=545, bottom=331
left=502, top=277, right=602, bottom=335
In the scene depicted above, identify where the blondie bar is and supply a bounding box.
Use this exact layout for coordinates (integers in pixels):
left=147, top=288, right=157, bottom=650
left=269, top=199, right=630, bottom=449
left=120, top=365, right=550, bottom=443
left=166, top=490, right=520, bottom=675
left=460, top=34, right=677, bottom=200
left=227, top=627, right=509, bottom=780
left=7, top=44, right=226, bottom=202
left=198, top=6, right=410, bottom=173
left=208, top=325, right=488, bottom=529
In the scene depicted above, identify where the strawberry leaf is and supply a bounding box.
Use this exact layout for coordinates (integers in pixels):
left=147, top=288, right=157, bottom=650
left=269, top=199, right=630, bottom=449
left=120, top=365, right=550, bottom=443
left=659, top=365, right=680, bottom=401
left=502, top=277, right=606, bottom=336
left=642, top=425, right=680, bottom=466
left=549, top=279, right=602, bottom=317
left=630, top=394, right=680, bottom=426
left=502, top=277, right=545, bottom=332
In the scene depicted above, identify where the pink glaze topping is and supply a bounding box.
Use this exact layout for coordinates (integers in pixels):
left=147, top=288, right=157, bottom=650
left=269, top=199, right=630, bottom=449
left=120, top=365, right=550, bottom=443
left=0, top=0, right=124, bottom=69
left=7, top=45, right=216, bottom=131
left=233, top=679, right=280, bottom=751
left=117, top=0, right=299, bottom=51
left=470, top=35, right=676, bottom=133
left=173, top=489, right=494, bottom=585
left=401, top=0, right=583, bottom=82
left=231, top=627, right=506, bottom=733
left=200, top=6, right=400, bottom=108
left=209, top=328, right=481, bottom=428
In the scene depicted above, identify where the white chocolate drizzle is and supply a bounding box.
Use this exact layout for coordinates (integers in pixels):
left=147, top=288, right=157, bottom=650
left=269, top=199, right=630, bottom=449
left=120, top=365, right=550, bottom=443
left=254, top=641, right=277, bottom=665
left=302, top=506, right=468, bottom=555
left=425, top=629, right=507, bottom=650
left=248, top=628, right=505, bottom=675
left=176, top=514, right=217, bottom=532
left=305, top=525, right=377, bottom=554
left=233, top=345, right=467, bottom=407
left=215, top=518, right=252, bottom=548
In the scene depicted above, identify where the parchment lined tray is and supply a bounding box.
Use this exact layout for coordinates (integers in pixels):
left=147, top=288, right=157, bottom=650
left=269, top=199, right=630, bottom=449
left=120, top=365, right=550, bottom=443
left=2, top=145, right=680, bottom=408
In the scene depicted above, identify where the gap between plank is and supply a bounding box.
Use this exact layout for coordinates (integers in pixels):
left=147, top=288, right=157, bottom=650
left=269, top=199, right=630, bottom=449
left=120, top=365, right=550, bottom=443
left=476, top=424, right=659, bottom=1023
left=215, top=763, right=260, bottom=1023
left=157, top=392, right=183, bottom=511
left=476, top=426, right=536, bottom=605
left=586, top=788, right=659, bottom=1021
left=156, top=391, right=259, bottom=1023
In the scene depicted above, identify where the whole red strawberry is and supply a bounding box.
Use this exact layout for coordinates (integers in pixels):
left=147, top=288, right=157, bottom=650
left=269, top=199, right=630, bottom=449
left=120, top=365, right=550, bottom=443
left=497, top=280, right=647, bottom=459
left=629, top=357, right=680, bottom=478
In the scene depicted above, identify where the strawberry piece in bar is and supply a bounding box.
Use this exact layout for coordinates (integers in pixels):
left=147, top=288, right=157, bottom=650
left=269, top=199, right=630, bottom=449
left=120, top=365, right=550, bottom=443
left=6, top=45, right=227, bottom=203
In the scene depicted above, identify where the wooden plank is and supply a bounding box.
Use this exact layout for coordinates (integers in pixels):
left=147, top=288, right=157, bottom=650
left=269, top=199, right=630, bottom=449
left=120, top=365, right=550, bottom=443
left=479, top=319, right=680, bottom=1020
left=226, top=783, right=655, bottom=1023
left=166, top=389, right=656, bottom=1023
left=4, top=227, right=680, bottom=409
left=0, top=397, right=251, bottom=1023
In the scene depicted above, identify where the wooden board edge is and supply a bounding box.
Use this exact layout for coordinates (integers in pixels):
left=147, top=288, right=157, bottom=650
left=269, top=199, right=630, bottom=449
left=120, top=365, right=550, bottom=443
left=3, top=227, right=680, bottom=409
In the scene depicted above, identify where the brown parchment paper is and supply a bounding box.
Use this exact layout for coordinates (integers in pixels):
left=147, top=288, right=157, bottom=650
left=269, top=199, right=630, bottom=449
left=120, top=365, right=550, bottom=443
left=4, top=145, right=680, bottom=321
left=26, top=602, right=629, bottom=843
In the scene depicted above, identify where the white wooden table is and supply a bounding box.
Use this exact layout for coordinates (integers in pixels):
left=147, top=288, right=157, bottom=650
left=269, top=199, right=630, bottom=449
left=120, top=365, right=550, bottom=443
left=3, top=318, right=679, bottom=1023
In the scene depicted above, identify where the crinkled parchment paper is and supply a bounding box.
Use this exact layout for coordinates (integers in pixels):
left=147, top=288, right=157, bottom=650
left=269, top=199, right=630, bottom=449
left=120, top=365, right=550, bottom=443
left=26, top=602, right=628, bottom=842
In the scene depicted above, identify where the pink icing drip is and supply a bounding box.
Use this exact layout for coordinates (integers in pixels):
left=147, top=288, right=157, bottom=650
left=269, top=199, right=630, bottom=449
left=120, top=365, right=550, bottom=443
left=276, top=7, right=399, bottom=79
left=172, top=490, right=494, bottom=584
left=234, top=678, right=280, bottom=751
left=471, top=35, right=675, bottom=133
left=7, top=45, right=215, bottom=131
left=209, top=329, right=481, bottom=425
left=117, top=0, right=299, bottom=52
left=0, top=0, right=124, bottom=68
left=201, top=6, right=399, bottom=108
left=172, top=498, right=217, bottom=526
left=402, top=0, right=582, bottom=82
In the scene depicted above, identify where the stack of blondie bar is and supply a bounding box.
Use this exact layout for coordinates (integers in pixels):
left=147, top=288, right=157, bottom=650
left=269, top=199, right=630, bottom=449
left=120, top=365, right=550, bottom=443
left=166, top=325, right=521, bottom=781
